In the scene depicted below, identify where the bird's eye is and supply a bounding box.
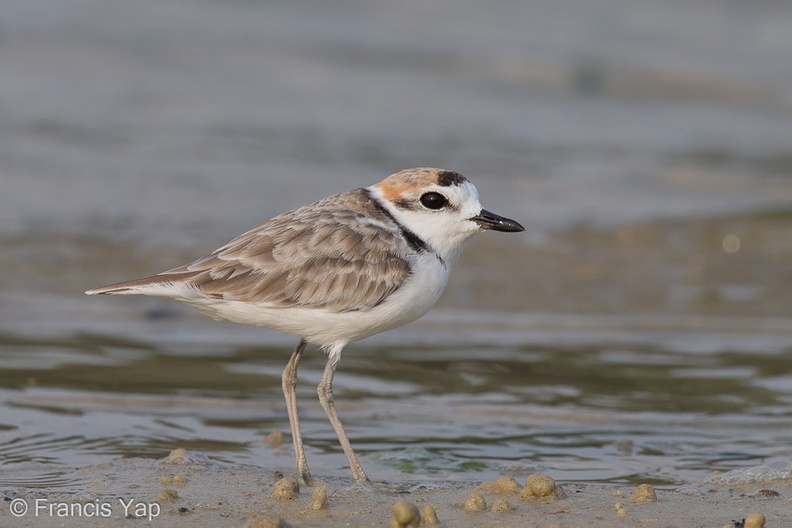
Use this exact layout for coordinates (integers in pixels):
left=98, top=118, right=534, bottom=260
left=419, top=192, right=447, bottom=210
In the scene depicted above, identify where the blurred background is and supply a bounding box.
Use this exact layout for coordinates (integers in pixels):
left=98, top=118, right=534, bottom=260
left=1, top=0, right=791, bottom=488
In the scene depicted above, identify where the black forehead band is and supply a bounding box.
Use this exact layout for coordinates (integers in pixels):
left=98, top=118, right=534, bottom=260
left=437, top=171, right=467, bottom=187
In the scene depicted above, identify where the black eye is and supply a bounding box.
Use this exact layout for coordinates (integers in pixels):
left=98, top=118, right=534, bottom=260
left=419, top=192, right=447, bottom=210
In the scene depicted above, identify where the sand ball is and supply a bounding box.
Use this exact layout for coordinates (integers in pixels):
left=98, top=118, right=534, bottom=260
left=630, top=484, right=657, bottom=502
left=421, top=505, right=439, bottom=525
left=390, top=501, right=420, bottom=527
left=242, top=516, right=290, bottom=528
left=478, top=475, right=522, bottom=494
left=490, top=498, right=515, bottom=514
left=154, top=489, right=179, bottom=502
left=745, top=512, right=766, bottom=528
left=521, top=474, right=566, bottom=500
left=271, top=477, right=299, bottom=500
left=309, top=486, right=328, bottom=510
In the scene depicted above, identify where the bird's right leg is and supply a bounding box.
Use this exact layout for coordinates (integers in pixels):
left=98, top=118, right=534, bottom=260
left=282, top=339, right=312, bottom=485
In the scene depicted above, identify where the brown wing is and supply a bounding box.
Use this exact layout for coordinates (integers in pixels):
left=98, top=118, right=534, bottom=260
left=92, top=189, right=413, bottom=313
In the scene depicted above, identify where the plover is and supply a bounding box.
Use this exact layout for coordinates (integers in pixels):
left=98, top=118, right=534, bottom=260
left=86, top=167, right=524, bottom=484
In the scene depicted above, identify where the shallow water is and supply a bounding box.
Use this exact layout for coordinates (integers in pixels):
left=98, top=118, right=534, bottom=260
left=2, top=0, right=792, bottom=494
left=2, top=304, right=792, bottom=489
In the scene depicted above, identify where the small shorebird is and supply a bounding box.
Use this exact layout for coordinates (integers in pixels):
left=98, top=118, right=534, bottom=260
left=87, top=168, right=524, bottom=484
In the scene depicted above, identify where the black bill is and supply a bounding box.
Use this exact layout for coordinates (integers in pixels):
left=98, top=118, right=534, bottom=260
left=470, top=209, right=525, bottom=232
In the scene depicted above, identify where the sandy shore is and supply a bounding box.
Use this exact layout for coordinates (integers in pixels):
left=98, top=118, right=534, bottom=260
left=3, top=448, right=788, bottom=527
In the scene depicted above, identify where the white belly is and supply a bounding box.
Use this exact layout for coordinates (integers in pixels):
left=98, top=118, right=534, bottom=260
left=183, top=252, right=451, bottom=349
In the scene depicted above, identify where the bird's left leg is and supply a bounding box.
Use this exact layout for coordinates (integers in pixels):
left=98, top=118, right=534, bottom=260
left=317, top=350, right=369, bottom=483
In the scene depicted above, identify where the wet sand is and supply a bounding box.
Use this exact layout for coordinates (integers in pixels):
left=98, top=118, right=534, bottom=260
left=3, top=448, right=788, bottom=527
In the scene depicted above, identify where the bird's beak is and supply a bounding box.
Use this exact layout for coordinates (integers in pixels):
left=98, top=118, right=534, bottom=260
left=470, top=209, right=525, bottom=232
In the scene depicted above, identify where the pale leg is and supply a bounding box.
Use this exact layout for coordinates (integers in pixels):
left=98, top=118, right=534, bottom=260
left=282, top=339, right=312, bottom=485
left=317, top=354, right=369, bottom=483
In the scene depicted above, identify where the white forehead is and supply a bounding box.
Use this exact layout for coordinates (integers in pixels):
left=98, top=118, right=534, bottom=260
left=437, top=179, right=482, bottom=216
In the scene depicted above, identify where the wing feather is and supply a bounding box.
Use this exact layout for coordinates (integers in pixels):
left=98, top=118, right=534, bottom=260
left=90, top=188, right=414, bottom=312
